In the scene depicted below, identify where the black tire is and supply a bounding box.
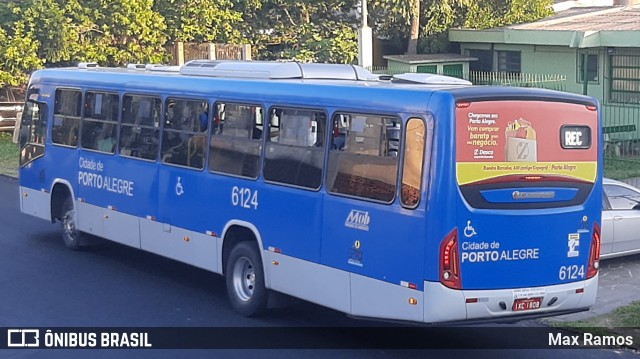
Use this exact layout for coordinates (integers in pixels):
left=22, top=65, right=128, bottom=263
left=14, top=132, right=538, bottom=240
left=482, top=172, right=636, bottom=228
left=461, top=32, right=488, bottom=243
left=60, top=197, right=83, bottom=250
left=225, top=241, right=267, bottom=316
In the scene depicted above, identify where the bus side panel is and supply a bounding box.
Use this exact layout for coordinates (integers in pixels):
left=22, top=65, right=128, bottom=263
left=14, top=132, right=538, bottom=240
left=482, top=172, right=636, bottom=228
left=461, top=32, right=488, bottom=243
left=258, top=184, right=323, bottom=262
left=267, top=251, right=351, bottom=313
left=19, top=186, right=51, bottom=221
left=422, top=93, right=459, bottom=283
left=350, top=272, right=423, bottom=322
left=320, top=196, right=426, bottom=289
left=140, top=219, right=219, bottom=273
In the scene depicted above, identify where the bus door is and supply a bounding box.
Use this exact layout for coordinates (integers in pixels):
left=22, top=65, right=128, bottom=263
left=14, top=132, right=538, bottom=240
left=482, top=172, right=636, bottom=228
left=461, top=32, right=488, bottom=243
left=79, top=94, right=162, bottom=248
left=321, top=113, right=427, bottom=321
left=145, top=98, right=216, bottom=269
left=17, top=88, right=51, bottom=220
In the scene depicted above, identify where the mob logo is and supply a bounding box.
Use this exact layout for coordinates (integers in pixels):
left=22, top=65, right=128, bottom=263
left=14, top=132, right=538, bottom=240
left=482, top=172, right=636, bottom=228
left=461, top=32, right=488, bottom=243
left=345, top=210, right=370, bottom=231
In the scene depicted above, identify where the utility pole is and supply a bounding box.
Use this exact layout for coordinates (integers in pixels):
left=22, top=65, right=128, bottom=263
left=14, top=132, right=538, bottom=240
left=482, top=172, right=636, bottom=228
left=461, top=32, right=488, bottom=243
left=358, top=0, right=373, bottom=69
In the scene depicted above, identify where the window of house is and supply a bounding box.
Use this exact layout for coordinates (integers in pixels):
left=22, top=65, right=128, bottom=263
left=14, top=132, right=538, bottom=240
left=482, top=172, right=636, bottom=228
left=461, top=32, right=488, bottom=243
left=577, top=52, right=599, bottom=84
left=263, top=107, right=326, bottom=189
left=417, top=65, right=437, bottom=74
left=497, top=51, right=521, bottom=74
left=467, top=49, right=493, bottom=72
left=80, top=91, right=119, bottom=154
left=609, top=51, right=640, bottom=104
left=209, top=102, right=263, bottom=178
left=161, top=98, right=208, bottom=169
left=443, top=64, right=463, bottom=78
left=52, top=89, right=82, bottom=147
left=119, top=94, right=161, bottom=161
left=327, top=113, right=400, bottom=203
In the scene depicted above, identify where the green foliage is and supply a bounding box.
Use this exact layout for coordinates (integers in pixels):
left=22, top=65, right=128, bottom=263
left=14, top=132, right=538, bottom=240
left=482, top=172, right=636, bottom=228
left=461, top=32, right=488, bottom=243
left=371, top=0, right=553, bottom=54
left=0, top=20, right=42, bottom=86
left=154, top=0, right=243, bottom=43
left=465, top=0, right=553, bottom=29
left=236, top=0, right=360, bottom=63
left=0, top=0, right=556, bottom=86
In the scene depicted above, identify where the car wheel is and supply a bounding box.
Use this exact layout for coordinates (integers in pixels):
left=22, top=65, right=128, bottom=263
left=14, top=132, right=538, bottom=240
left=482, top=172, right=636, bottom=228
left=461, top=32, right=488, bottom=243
left=225, top=241, right=267, bottom=316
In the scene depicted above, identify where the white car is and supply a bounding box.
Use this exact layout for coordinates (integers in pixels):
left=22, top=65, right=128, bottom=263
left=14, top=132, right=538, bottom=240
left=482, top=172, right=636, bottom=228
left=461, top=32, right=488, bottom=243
left=601, top=178, right=640, bottom=259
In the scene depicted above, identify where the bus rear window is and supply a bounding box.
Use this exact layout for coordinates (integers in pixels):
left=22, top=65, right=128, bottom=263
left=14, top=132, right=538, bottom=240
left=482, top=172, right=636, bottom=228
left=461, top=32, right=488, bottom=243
left=455, top=100, right=598, bottom=209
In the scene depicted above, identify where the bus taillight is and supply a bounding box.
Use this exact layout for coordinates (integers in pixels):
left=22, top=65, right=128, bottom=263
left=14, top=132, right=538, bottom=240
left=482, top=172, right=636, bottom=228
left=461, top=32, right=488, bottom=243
left=440, top=229, right=462, bottom=289
left=587, top=223, right=601, bottom=279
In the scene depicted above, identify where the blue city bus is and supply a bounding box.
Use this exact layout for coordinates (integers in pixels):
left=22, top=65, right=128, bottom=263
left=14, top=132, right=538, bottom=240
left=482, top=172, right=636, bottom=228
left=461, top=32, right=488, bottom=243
left=15, top=61, right=602, bottom=324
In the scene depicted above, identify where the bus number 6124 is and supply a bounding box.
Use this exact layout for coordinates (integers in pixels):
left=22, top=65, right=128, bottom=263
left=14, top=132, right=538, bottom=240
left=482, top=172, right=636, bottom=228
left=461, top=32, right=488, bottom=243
left=559, top=265, right=585, bottom=280
left=231, top=186, right=258, bottom=210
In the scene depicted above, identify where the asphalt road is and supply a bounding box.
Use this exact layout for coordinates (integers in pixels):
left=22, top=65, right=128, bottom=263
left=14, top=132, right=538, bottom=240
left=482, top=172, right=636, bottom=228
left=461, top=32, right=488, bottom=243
left=0, top=175, right=637, bottom=358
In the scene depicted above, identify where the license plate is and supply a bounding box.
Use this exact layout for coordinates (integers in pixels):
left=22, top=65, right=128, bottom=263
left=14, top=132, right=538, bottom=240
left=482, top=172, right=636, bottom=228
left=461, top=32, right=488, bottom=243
left=512, top=297, right=542, bottom=312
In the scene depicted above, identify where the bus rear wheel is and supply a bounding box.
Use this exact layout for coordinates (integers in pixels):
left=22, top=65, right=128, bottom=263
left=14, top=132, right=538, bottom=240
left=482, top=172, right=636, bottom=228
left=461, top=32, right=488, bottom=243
left=61, top=197, right=83, bottom=250
left=225, top=241, right=267, bottom=316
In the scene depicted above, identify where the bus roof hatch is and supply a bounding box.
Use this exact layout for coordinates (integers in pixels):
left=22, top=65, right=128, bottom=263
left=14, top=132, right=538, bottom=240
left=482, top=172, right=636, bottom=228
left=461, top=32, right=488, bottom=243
left=179, top=60, right=378, bottom=81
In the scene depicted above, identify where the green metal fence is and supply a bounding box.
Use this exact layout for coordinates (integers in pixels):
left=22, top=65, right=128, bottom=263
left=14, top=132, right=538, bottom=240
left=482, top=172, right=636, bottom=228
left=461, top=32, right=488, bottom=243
left=369, top=67, right=567, bottom=91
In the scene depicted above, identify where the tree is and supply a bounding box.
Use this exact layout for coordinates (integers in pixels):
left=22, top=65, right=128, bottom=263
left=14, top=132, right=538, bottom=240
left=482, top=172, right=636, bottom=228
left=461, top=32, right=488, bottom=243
left=85, top=0, right=168, bottom=65
left=0, top=2, right=43, bottom=86
left=153, top=0, right=243, bottom=43
left=407, top=0, right=419, bottom=54
left=0, top=22, right=42, bottom=86
left=234, top=0, right=360, bottom=63
left=465, top=0, right=553, bottom=29
left=371, top=0, right=553, bottom=54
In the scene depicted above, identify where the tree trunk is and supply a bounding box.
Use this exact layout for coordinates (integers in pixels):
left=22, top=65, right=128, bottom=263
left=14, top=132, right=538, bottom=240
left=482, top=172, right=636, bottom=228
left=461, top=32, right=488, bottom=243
left=407, top=0, right=420, bottom=54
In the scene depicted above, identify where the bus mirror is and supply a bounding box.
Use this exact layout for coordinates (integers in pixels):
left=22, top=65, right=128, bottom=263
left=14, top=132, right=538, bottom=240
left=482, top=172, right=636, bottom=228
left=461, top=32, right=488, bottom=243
left=12, top=111, right=22, bottom=144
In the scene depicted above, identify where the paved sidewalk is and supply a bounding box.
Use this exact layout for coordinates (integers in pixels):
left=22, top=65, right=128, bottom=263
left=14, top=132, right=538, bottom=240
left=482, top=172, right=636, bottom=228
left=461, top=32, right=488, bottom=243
left=547, top=254, right=640, bottom=322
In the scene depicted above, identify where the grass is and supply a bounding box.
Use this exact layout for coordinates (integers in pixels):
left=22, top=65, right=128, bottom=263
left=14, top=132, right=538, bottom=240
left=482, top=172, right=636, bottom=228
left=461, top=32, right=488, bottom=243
left=549, top=301, right=640, bottom=349
left=604, top=157, right=640, bottom=180
left=0, top=132, right=19, bottom=178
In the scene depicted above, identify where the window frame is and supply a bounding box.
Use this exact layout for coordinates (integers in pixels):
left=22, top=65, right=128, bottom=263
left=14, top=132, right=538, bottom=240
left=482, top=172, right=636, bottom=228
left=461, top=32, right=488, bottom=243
left=326, top=111, right=403, bottom=204
left=80, top=90, right=120, bottom=155
left=608, top=51, right=640, bottom=104
left=577, top=51, right=599, bottom=84
left=160, top=96, right=210, bottom=171
left=118, top=92, right=163, bottom=162
left=51, top=87, right=83, bottom=148
left=263, top=105, right=328, bottom=191
left=400, top=116, right=428, bottom=209
left=496, top=51, right=521, bottom=74
left=19, top=96, right=48, bottom=167
left=208, top=100, right=264, bottom=180
left=604, top=184, right=640, bottom=211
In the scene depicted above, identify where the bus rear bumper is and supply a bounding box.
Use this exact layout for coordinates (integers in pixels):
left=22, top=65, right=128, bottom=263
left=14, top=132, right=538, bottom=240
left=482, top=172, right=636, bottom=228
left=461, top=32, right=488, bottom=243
left=423, top=276, right=598, bottom=323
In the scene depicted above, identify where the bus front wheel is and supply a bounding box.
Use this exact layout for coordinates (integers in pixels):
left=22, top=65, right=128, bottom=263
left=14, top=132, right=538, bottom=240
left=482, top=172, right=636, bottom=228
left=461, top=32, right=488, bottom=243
left=225, top=241, right=267, bottom=316
left=61, top=197, right=83, bottom=250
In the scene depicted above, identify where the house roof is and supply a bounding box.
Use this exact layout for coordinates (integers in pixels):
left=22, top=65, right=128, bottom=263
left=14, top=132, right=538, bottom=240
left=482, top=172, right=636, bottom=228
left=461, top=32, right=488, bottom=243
left=449, top=5, right=640, bottom=48
left=512, top=5, right=640, bottom=31
left=383, top=53, right=477, bottom=64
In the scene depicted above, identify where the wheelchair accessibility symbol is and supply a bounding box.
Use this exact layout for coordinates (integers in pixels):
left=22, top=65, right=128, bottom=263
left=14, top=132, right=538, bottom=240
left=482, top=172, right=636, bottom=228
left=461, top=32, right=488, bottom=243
left=176, top=177, right=184, bottom=196
left=464, top=220, right=477, bottom=238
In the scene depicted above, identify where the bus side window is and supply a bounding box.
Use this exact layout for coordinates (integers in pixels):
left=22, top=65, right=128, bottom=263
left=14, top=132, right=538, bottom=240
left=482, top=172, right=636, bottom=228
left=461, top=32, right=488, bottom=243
left=263, top=107, right=326, bottom=189
left=119, top=95, right=161, bottom=161
left=19, top=99, right=48, bottom=166
left=52, top=89, right=82, bottom=147
left=161, top=98, right=208, bottom=169
left=327, top=113, right=401, bottom=202
left=401, top=118, right=426, bottom=208
left=80, top=91, right=119, bottom=154
left=209, top=102, right=262, bottom=178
